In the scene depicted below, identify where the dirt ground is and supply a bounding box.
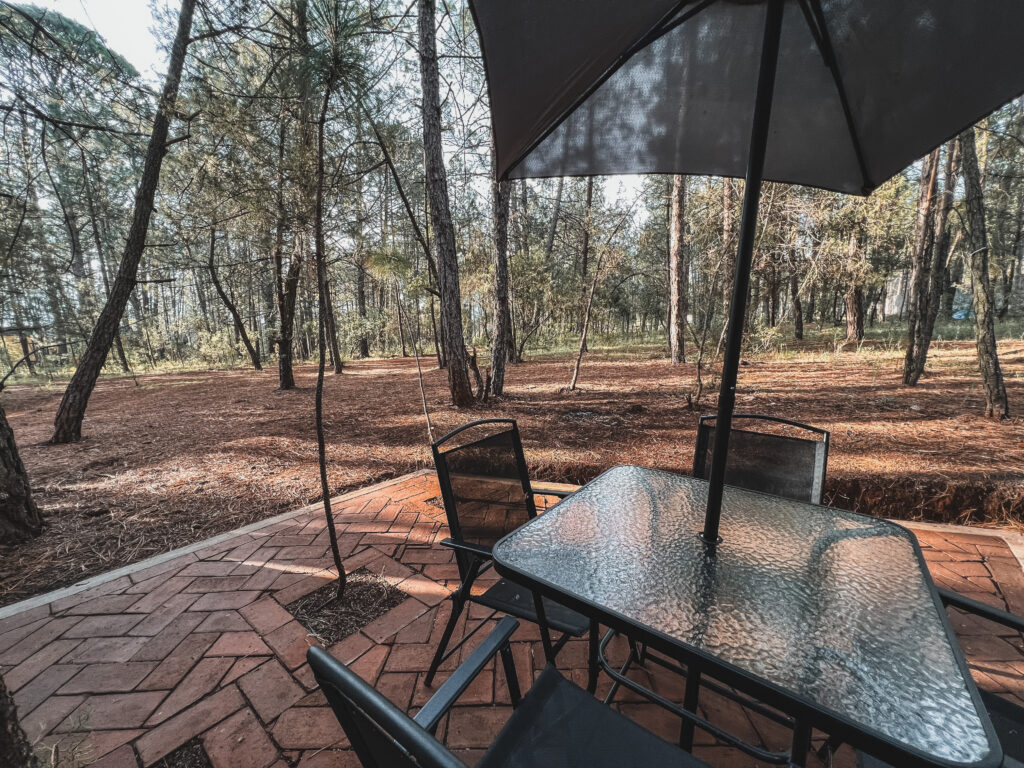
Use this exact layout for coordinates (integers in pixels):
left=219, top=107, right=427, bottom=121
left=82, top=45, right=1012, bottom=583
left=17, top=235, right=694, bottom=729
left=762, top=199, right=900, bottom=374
left=2, top=339, right=1023, bottom=607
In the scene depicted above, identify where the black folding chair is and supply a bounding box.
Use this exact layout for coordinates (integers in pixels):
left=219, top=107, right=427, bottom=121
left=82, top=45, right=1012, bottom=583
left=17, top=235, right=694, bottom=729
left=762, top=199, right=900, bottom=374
left=307, top=616, right=713, bottom=768
left=426, top=419, right=593, bottom=686
left=854, top=589, right=1024, bottom=768
left=693, top=413, right=830, bottom=505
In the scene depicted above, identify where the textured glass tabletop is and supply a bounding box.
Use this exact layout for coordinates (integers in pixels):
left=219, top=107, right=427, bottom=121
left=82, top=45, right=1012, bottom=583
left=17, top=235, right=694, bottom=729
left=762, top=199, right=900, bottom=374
left=493, top=466, right=994, bottom=766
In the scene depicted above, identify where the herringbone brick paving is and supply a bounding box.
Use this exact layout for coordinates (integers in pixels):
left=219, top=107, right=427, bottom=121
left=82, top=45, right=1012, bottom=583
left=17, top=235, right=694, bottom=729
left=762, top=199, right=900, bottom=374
left=2, top=470, right=1022, bottom=767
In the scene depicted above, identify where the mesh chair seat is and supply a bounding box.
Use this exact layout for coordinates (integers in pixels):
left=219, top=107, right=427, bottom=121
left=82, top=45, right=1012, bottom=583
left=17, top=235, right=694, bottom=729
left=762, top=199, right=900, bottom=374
left=475, top=578, right=590, bottom=636
left=478, top=665, right=710, bottom=768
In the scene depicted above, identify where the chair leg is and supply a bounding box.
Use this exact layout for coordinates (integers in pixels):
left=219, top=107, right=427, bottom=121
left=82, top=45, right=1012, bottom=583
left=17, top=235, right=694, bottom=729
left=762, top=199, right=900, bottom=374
left=532, top=592, right=555, bottom=662
left=790, top=721, right=812, bottom=767
left=499, top=644, right=521, bottom=707
left=587, top=619, right=600, bottom=694
left=426, top=594, right=465, bottom=686
left=678, top=666, right=702, bottom=751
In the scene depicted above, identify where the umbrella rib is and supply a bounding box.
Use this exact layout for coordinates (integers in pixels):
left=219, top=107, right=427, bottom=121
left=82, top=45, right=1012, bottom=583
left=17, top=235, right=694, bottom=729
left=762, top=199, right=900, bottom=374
left=799, top=0, right=873, bottom=193
left=501, top=0, right=720, bottom=179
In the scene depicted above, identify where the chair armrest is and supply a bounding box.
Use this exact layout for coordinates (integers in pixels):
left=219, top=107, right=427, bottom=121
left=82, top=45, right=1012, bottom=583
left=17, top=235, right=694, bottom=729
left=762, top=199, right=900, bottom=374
left=439, top=537, right=493, bottom=559
left=938, top=587, right=1024, bottom=633
left=530, top=488, right=573, bottom=499
left=414, top=616, right=520, bottom=733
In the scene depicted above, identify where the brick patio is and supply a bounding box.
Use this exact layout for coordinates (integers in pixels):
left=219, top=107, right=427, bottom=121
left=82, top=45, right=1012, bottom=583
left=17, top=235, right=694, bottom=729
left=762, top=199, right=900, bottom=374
left=2, top=470, right=1023, bottom=768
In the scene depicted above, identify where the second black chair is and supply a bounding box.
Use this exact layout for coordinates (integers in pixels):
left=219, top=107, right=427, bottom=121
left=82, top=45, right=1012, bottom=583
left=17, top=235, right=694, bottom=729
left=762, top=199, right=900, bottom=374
left=426, top=418, right=593, bottom=686
left=692, top=413, right=830, bottom=504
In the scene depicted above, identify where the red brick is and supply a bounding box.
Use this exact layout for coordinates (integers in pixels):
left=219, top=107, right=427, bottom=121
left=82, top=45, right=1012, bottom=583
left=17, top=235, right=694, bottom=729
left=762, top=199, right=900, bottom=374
left=183, top=576, right=254, bottom=593
left=374, top=672, right=417, bottom=710
left=203, top=707, right=278, bottom=768
left=126, top=576, right=195, bottom=613
left=195, top=611, right=252, bottom=633
left=397, top=574, right=449, bottom=606
left=274, top=574, right=335, bottom=606
left=0, top=617, right=83, bottom=665
left=136, top=685, right=244, bottom=764
left=179, top=561, right=241, bottom=577
left=127, top=554, right=194, bottom=586
left=138, top=633, right=219, bottom=690
left=385, top=643, right=455, bottom=675
left=220, top=656, right=271, bottom=686
left=148, top=657, right=234, bottom=725
left=347, top=644, right=390, bottom=684
left=66, top=595, right=144, bottom=615
left=296, top=749, right=361, bottom=768
left=0, top=617, right=52, bottom=656
left=326, top=632, right=372, bottom=666
left=362, top=599, right=429, bottom=644
left=90, top=744, right=140, bottom=768
left=263, top=621, right=314, bottom=670
left=189, top=591, right=263, bottom=611
left=18, top=695, right=85, bottom=741
left=77, top=729, right=143, bottom=762
left=59, top=690, right=166, bottom=731
left=130, top=613, right=205, bottom=662
left=0, top=605, right=50, bottom=638
left=13, top=665, right=82, bottom=714
left=58, top=662, right=157, bottom=694
left=61, top=636, right=150, bottom=664
left=271, top=707, right=346, bottom=750
left=207, top=632, right=273, bottom=657
left=4, top=638, right=82, bottom=691
left=63, top=614, right=145, bottom=639
left=240, top=598, right=294, bottom=634
left=127, top=593, right=198, bottom=636
left=237, top=660, right=304, bottom=722
left=241, top=567, right=285, bottom=592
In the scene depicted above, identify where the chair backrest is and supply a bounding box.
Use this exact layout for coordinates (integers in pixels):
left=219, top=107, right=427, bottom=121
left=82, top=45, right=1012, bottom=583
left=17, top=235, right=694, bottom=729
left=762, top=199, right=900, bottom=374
left=431, top=419, right=537, bottom=552
left=308, top=646, right=465, bottom=768
left=692, top=414, right=829, bottom=505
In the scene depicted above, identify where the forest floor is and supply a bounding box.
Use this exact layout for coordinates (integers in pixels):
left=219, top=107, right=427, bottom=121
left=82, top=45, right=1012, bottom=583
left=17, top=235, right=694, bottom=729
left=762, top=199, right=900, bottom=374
left=2, top=338, right=1024, bottom=607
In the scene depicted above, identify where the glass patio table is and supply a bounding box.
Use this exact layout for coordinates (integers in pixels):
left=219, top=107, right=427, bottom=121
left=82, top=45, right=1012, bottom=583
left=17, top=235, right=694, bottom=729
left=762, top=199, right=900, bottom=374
left=492, top=465, right=1001, bottom=768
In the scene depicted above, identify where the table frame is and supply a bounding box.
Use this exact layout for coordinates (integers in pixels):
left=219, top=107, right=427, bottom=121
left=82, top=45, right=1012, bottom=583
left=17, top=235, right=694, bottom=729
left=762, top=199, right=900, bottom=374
left=493, top=467, right=1002, bottom=768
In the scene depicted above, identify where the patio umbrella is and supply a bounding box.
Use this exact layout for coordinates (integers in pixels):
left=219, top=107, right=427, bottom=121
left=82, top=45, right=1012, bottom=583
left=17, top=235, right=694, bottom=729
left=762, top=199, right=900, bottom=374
left=470, top=0, right=1024, bottom=547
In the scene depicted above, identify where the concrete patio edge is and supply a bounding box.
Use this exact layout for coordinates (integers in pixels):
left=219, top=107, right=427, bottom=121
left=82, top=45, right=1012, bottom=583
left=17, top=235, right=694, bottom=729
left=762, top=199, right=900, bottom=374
left=0, top=469, right=434, bottom=622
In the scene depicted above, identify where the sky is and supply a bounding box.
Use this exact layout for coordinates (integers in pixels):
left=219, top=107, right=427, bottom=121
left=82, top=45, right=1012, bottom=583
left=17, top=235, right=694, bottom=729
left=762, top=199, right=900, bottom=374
left=39, top=0, right=166, bottom=79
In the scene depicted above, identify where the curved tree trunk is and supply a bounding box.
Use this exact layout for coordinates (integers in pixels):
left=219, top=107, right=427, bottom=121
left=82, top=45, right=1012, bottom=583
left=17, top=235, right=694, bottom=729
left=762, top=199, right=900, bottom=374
left=208, top=230, right=262, bottom=371
left=0, top=402, right=43, bottom=544
left=51, top=0, right=195, bottom=442
left=418, top=0, right=473, bottom=406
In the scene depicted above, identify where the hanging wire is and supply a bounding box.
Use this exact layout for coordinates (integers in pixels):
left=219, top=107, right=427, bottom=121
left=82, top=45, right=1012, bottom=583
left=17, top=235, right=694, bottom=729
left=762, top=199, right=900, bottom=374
left=395, top=282, right=434, bottom=444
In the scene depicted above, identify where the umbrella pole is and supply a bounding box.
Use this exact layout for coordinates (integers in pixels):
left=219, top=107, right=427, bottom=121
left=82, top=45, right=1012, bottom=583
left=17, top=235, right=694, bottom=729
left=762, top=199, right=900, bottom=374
left=701, top=0, right=785, bottom=549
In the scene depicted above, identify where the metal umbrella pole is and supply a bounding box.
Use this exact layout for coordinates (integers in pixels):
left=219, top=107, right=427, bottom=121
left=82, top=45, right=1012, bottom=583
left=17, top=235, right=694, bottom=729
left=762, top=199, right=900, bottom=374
left=701, top=0, right=785, bottom=549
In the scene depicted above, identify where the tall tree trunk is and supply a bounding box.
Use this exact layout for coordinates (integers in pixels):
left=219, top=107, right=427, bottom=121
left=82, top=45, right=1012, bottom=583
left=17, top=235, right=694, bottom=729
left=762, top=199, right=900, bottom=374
left=0, top=672, right=37, bottom=768
left=922, top=141, right=961, bottom=345
left=790, top=270, right=803, bottom=340
left=903, top=149, right=940, bottom=384
left=323, top=276, right=343, bottom=373
left=418, top=0, right=473, bottom=406
left=50, top=0, right=195, bottom=443
left=0, top=401, right=43, bottom=544
left=208, top=230, right=262, bottom=370
left=355, top=260, right=370, bottom=358
left=543, top=177, right=563, bottom=263
left=959, top=128, right=1009, bottom=419
left=490, top=131, right=512, bottom=396
left=844, top=284, right=864, bottom=342
left=668, top=174, right=687, bottom=363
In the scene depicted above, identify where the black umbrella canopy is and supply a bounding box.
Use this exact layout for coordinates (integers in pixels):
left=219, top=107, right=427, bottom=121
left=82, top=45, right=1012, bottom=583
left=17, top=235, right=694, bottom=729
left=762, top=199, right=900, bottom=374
left=475, top=0, right=1024, bottom=195
left=471, top=0, right=1024, bottom=547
